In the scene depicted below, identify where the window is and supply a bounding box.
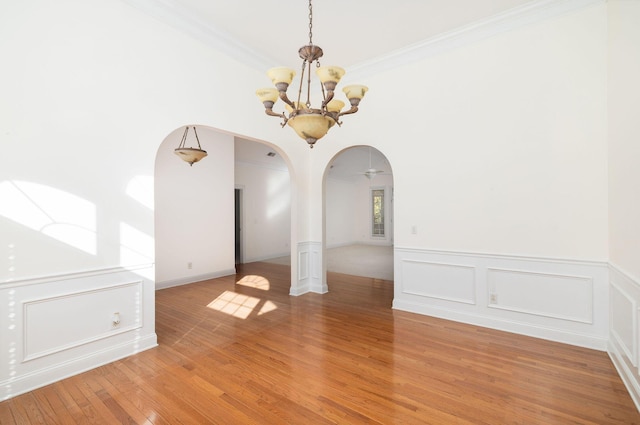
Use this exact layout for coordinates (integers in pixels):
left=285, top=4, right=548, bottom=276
left=371, top=188, right=384, bottom=237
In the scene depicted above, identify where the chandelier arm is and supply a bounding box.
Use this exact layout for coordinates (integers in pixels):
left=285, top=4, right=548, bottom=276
left=321, top=89, right=334, bottom=110
left=278, top=91, right=295, bottom=109
left=337, top=105, right=359, bottom=118
left=263, top=108, right=285, bottom=119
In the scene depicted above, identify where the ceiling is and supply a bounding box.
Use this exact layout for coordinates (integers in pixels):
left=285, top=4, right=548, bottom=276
left=158, top=0, right=539, bottom=178
left=166, top=0, right=537, bottom=71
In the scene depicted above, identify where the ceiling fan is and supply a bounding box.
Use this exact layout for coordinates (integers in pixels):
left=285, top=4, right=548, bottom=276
left=360, top=147, right=384, bottom=180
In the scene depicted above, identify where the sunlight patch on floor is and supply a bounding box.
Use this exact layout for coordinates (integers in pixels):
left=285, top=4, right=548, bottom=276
left=207, top=290, right=277, bottom=319
left=236, top=275, right=270, bottom=290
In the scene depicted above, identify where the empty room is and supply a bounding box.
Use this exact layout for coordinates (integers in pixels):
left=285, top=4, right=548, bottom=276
left=1, top=0, right=639, bottom=423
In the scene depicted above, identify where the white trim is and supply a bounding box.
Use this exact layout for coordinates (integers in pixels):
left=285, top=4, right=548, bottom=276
left=1, top=263, right=154, bottom=288
left=610, top=280, right=637, bottom=365
left=0, top=334, right=157, bottom=401
left=122, top=0, right=604, bottom=78
left=611, top=262, right=640, bottom=292
left=155, top=269, right=236, bottom=290
left=244, top=252, right=290, bottom=263
left=121, top=0, right=275, bottom=71
left=608, top=263, right=640, bottom=412
left=395, top=246, right=607, bottom=267
left=22, top=281, right=145, bottom=361
left=349, top=0, right=605, bottom=79
left=394, top=247, right=609, bottom=350
left=394, top=297, right=608, bottom=349
left=486, top=267, right=594, bottom=324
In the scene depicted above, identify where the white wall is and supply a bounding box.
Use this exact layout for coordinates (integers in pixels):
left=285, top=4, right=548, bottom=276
left=325, top=177, right=358, bottom=247
left=0, top=0, right=306, bottom=399
left=234, top=161, right=291, bottom=262
left=0, top=0, right=300, bottom=284
left=608, top=1, right=640, bottom=282
left=311, top=2, right=608, bottom=261
left=606, top=0, right=640, bottom=411
left=155, top=127, right=235, bottom=288
left=308, top=2, right=611, bottom=350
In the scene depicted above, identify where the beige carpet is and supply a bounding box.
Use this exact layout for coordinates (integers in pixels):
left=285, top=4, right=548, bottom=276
left=264, top=244, right=394, bottom=281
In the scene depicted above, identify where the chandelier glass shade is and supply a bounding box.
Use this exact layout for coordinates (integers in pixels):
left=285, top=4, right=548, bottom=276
left=256, top=0, right=368, bottom=148
left=174, top=126, right=207, bottom=166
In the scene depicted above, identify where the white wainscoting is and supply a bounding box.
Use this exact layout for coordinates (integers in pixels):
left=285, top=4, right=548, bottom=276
left=292, top=241, right=324, bottom=295
left=0, top=265, right=158, bottom=401
left=608, top=264, right=640, bottom=411
left=394, top=247, right=609, bottom=350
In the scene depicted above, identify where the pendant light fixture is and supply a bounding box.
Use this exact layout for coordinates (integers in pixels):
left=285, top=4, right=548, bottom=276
left=256, top=0, right=368, bottom=148
left=174, top=126, right=207, bottom=166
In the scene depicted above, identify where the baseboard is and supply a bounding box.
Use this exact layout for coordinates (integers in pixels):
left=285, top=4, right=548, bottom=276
left=394, top=298, right=607, bottom=349
left=244, top=252, right=290, bottom=263
left=156, top=269, right=236, bottom=290
left=1, top=334, right=157, bottom=401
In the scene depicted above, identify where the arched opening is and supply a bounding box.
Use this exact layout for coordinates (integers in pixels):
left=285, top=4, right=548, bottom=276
left=154, top=125, right=295, bottom=290
left=323, top=145, right=395, bottom=291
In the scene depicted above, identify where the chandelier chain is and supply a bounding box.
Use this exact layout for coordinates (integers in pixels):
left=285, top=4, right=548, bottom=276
left=308, top=0, right=313, bottom=45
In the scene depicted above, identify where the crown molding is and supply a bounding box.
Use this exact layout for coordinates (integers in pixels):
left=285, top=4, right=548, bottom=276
left=122, top=0, right=604, bottom=79
left=121, top=0, right=275, bottom=71
left=348, top=0, right=605, bottom=80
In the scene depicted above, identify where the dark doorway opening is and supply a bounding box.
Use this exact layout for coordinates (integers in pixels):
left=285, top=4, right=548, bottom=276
left=234, top=188, right=242, bottom=266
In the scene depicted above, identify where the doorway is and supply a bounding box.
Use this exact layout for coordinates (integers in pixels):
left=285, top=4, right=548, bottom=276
left=234, top=188, right=243, bottom=265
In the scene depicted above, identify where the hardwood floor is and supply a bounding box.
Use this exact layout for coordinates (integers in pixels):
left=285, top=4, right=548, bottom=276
left=2, top=261, right=639, bottom=424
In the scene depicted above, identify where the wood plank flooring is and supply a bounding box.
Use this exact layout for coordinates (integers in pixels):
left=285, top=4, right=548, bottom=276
left=1, top=261, right=639, bottom=424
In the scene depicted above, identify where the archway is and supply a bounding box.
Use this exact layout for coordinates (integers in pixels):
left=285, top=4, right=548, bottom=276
left=154, top=126, right=296, bottom=290
left=323, top=145, right=394, bottom=289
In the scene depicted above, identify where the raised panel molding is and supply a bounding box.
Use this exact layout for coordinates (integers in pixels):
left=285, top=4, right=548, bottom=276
left=394, top=247, right=608, bottom=350
left=298, top=250, right=309, bottom=281
left=23, top=281, right=144, bottom=361
left=401, top=260, right=476, bottom=304
left=0, top=266, right=157, bottom=401
left=487, top=268, right=593, bottom=324
left=294, top=242, right=325, bottom=295
left=610, top=282, right=637, bottom=366
left=608, top=264, right=640, bottom=412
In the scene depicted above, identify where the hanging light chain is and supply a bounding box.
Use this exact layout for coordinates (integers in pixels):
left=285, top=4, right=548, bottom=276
left=308, top=0, right=313, bottom=45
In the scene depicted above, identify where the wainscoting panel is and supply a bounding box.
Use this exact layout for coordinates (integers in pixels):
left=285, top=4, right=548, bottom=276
left=394, top=247, right=609, bottom=350
left=298, top=250, right=309, bottom=281
left=0, top=265, right=157, bottom=401
left=401, top=260, right=476, bottom=304
left=487, top=268, right=593, bottom=323
left=608, top=264, right=640, bottom=412
left=23, top=281, right=144, bottom=361
left=293, top=242, right=324, bottom=295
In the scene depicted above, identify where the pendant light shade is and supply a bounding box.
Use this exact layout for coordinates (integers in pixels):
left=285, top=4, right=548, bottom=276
left=174, top=126, right=207, bottom=166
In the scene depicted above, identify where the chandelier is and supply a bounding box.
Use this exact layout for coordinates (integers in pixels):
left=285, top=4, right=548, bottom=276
left=256, top=0, right=368, bottom=148
left=174, top=126, right=208, bottom=166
